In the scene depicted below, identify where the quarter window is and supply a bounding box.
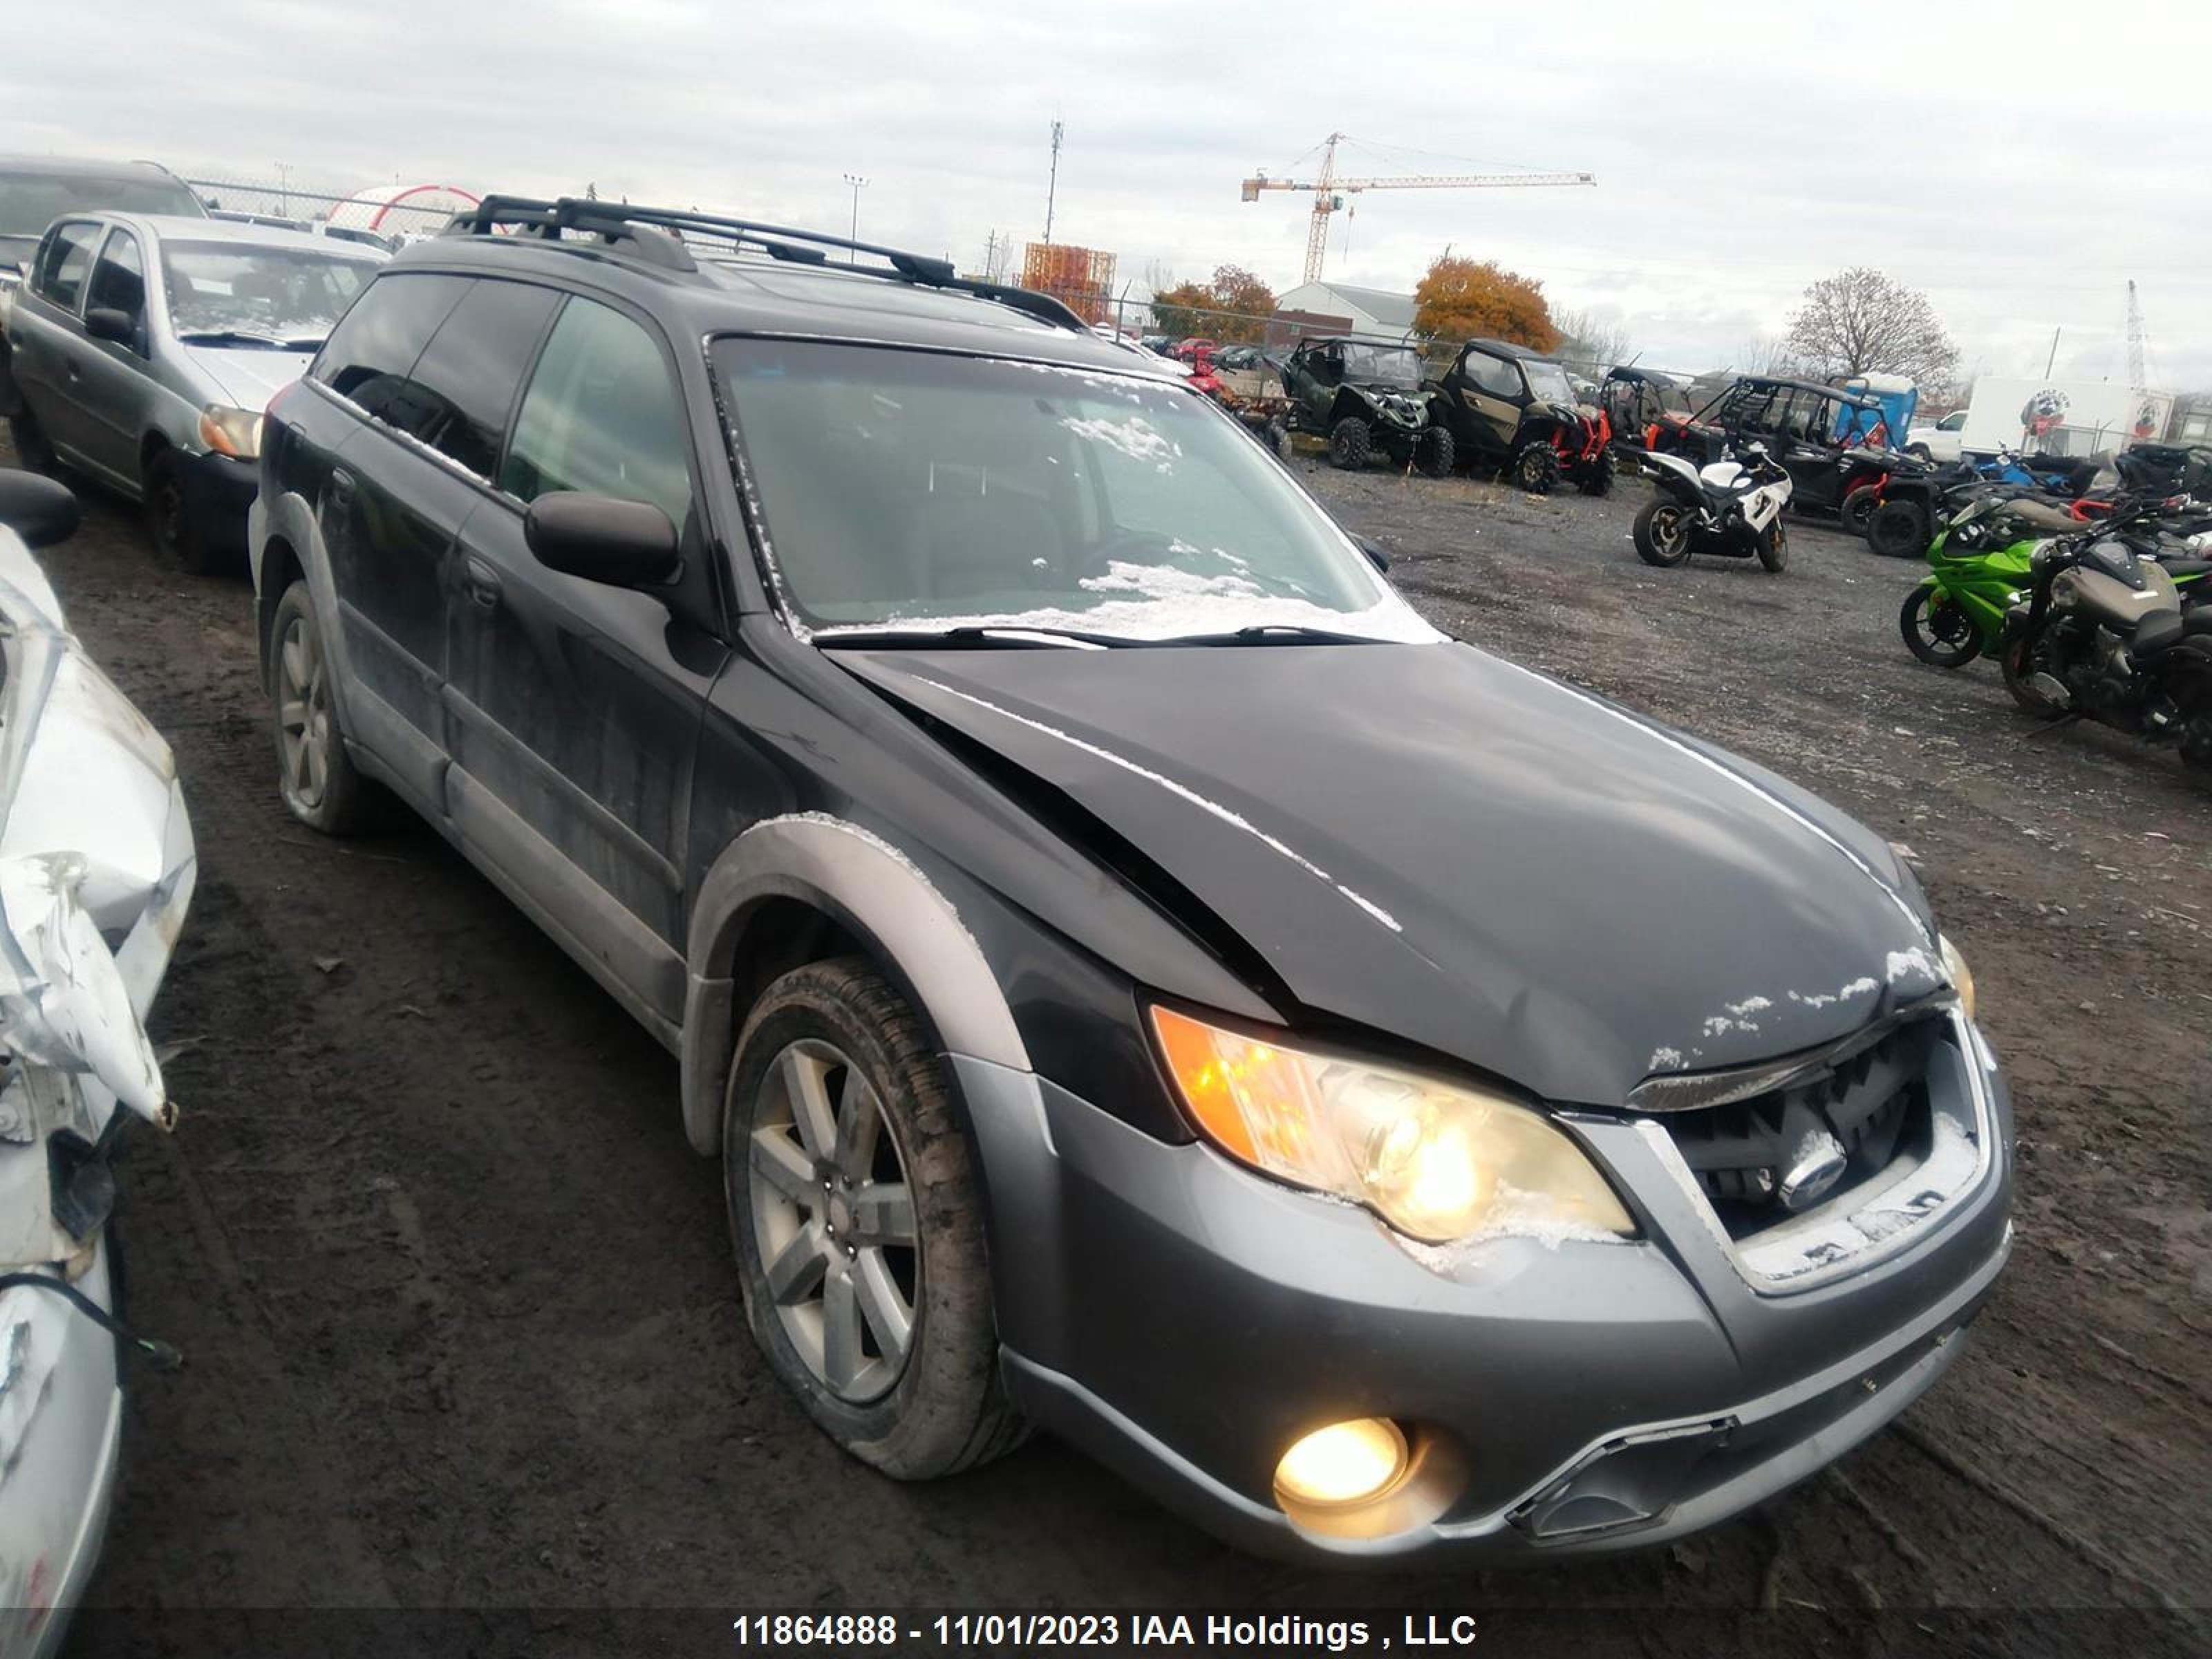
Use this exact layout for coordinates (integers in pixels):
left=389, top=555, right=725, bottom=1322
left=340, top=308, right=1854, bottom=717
left=32, top=221, right=102, bottom=312
left=502, top=299, right=693, bottom=528
left=84, top=229, right=145, bottom=329
left=311, top=272, right=469, bottom=428
left=393, top=280, right=561, bottom=480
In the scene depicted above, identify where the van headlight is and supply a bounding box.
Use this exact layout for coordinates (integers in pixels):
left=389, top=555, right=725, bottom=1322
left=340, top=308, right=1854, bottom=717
left=1150, top=1007, right=1634, bottom=1244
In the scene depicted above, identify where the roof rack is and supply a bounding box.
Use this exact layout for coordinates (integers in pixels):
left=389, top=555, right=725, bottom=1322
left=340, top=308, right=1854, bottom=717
left=444, top=196, right=1091, bottom=335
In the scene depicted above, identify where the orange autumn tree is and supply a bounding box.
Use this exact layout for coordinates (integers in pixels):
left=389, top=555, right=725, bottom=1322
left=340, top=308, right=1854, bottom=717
left=1413, top=256, right=1559, bottom=353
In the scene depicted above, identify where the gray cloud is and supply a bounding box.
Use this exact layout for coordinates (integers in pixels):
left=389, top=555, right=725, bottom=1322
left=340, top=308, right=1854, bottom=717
left=6, top=0, right=2208, bottom=382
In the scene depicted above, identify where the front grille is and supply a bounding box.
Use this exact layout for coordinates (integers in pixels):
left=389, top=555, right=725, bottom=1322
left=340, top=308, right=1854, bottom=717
left=1659, top=1016, right=1940, bottom=1239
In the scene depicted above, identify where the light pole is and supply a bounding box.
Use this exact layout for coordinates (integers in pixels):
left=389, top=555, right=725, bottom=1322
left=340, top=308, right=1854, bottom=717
left=842, top=174, right=868, bottom=262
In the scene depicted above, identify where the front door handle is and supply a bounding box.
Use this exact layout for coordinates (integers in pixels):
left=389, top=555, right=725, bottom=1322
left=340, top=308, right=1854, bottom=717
left=327, top=467, right=355, bottom=509
left=462, top=557, right=503, bottom=609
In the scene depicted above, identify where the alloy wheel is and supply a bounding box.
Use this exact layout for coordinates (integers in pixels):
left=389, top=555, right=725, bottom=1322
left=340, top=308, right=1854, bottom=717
left=275, top=615, right=334, bottom=809
left=748, top=1038, right=919, bottom=1404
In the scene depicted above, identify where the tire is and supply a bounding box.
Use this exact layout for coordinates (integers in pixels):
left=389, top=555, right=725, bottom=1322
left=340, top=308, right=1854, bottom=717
left=268, top=581, right=382, bottom=834
left=1327, top=416, right=1371, bottom=469
left=1865, top=498, right=1931, bottom=560
left=1899, top=585, right=1980, bottom=667
left=1513, top=441, right=1562, bottom=494
left=7, top=408, right=57, bottom=475
left=2000, top=630, right=2067, bottom=718
left=1756, top=518, right=1789, bottom=572
left=1907, top=443, right=1933, bottom=461
left=1632, top=499, right=1694, bottom=568
left=1267, top=421, right=1293, bottom=462
left=1577, top=451, right=1615, bottom=496
left=143, top=449, right=222, bottom=574
left=1839, top=482, right=1882, bottom=538
left=1416, top=424, right=1454, bottom=478
left=724, top=957, right=1024, bottom=1480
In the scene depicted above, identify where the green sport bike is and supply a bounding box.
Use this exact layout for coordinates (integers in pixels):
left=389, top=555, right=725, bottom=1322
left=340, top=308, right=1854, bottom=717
left=1897, top=492, right=2089, bottom=668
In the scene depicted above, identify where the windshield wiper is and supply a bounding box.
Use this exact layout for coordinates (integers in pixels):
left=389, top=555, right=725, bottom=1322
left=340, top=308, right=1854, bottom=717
left=1157, top=624, right=1391, bottom=646
left=178, top=329, right=321, bottom=350
left=814, top=625, right=1130, bottom=650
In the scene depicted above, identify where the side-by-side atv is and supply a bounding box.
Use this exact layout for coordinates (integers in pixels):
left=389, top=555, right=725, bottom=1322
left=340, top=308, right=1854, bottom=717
left=1279, top=337, right=1454, bottom=475
left=1651, top=375, right=1901, bottom=527
left=1430, top=338, right=1613, bottom=494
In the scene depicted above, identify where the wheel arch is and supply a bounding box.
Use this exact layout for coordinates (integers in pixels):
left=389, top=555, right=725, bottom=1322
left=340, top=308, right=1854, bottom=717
left=682, top=814, right=1031, bottom=1156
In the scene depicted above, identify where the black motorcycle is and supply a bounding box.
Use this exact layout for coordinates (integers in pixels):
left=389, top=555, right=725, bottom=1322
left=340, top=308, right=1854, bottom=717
left=2002, top=512, right=2212, bottom=774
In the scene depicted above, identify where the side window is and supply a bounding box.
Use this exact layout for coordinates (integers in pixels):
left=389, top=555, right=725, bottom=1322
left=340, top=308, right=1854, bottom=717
left=1460, top=349, right=1519, bottom=398
left=84, top=229, right=145, bottom=330
left=32, top=221, right=102, bottom=312
left=1940, top=411, right=1967, bottom=432
left=392, top=280, right=561, bottom=480
left=311, top=272, right=470, bottom=428
left=501, top=299, right=693, bottom=528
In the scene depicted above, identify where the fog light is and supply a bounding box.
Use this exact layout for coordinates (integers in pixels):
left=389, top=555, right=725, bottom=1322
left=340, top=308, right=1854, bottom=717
left=1274, top=1418, right=1409, bottom=1509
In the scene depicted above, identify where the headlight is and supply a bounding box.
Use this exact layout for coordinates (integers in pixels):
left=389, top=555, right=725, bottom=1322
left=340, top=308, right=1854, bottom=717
left=1150, top=1006, right=1634, bottom=1244
left=198, top=404, right=263, bottom=461
left=1939, top=933, right=1976, bottom=1022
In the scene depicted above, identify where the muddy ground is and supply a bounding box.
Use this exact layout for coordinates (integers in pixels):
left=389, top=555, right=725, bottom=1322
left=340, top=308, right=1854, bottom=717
left=23, top=430, right=2208, bottom=1656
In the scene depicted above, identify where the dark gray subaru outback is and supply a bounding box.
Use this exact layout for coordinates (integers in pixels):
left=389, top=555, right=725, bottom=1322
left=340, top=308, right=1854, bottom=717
left=250, top=196, right=2010, bottom=1562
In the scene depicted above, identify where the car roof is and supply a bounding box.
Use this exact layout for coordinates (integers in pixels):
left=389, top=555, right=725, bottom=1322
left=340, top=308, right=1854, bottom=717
left=1736, top=373, right=1880, bottom=406
left=77, top=211, right=386, bottom=258
left=0, top=154, right=190, bottom=182
left=386, top=230, right=1184, bottom=380
left=1463, top=337, right=1560, bottom=362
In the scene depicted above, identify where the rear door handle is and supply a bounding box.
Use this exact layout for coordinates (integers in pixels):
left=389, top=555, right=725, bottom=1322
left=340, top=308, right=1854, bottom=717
left=327, top=467, right=355, bottom=509
left=462, top=557, right=503, bottom=609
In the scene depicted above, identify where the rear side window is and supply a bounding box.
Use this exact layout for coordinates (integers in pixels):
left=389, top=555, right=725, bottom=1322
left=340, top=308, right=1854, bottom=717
left=84, top=229, right=144, bottom=326
left=312, top=272, right=469, bottom=427
left=32, top=221, right=102, bottom=311
left=388, top=279, right=560, bottom=480
left=501, top=298, right=693, bottom=527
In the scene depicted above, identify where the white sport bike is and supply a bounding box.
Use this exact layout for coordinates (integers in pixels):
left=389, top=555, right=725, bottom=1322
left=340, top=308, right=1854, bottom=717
left=1630, top=442, right=1794, bottom=573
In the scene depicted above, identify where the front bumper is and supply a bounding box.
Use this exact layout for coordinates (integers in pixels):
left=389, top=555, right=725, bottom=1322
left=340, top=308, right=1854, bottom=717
left=178, top=448, right=259, bottom=554
left=953, top=1015, right=2013, bottom=1564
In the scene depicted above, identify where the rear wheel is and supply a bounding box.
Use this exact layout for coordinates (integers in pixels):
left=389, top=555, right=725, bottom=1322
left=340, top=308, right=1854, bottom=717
left=1633, top=500, right=1694, bottom=567
left=269, top=581, right=380, bottom=834
left=1416, top=424, right=1454, bottom=478
left=1839, top=482, right=1882, bottom=538
left=1899, top=585, right=1980, bottom=666
left=7, top=408, right=57, bottom=474
left=1755, top=518, right=1789, bottom=572
left=726, top=958, right=1024, bottom=1479
left=1866, top=498, right=1931, bottom=559
left=1327, top=417, right=1371, bottom=470
left=1577, top=450, right=1616, bottom=496
left=1513, top=440, right=1562, bottom=494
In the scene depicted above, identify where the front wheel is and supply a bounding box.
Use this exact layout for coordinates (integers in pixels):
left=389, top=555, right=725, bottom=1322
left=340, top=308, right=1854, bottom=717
left=1327, top=417, right=1372, bottom=469
left=725, top=958, right=1024, bottom=1479
left=144, top=449, right=223, bottom=574
left=1416, top=424, right=1454, bottom=478
left=1907, top=443, right=1933, bottom=461
left=1900, top=585, right=1980, bottom=667
left=2000, top=629, right=2068, bottom=717
left=1633, top=499, right=1695, bottom=567
left=1839, top=482, right=1882, bottom=538
left=1755, top=518, right=1789, bottom=572
left=1866, top=498, right=1931, bottom=559
left=1512, top=441, right=1562, bottom=494
left=7, top=409, right=58, bottom=475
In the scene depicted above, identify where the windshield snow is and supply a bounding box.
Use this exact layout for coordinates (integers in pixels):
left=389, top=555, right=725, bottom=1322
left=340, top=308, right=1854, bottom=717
left=161, top=241, right=377, bottom=345
left=717, top=340, right=1436, bottom=643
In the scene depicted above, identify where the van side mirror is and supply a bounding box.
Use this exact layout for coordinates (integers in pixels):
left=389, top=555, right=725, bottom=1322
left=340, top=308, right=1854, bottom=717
left=0, top=470, right=81, bottom=548
left=85, top=308, right=138, bottom=348
left=523, top=492, right=679, bottom=587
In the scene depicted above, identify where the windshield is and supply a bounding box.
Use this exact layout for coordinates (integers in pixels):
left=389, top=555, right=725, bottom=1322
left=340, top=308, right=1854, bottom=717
left=0, top=171, right=203, bottom=238
left=1522, top=359, right=1577, bottom=404
left=161, top=242, right=379, bottom=345
left=715, top=339, right=1436, bottom=643
left=1338, top=343, right=1423, bottom=388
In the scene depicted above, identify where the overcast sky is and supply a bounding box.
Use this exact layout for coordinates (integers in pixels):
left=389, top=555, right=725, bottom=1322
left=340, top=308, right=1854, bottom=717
left=8, top=1, right=2210, bottom=384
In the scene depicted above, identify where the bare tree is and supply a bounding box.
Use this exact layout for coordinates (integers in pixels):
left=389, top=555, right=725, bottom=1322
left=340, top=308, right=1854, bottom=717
left=1552, top=306, right=1631, bottom=371
left=1785, top=268, right=1958, bottom=392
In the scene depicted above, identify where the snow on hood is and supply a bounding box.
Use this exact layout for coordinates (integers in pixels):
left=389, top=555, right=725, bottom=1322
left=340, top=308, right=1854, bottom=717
left=180, top=342, right=317, bottom=411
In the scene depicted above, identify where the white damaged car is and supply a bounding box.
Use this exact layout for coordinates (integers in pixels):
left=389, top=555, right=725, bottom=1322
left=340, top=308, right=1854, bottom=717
left=0, top=471, right=192, bottom=1653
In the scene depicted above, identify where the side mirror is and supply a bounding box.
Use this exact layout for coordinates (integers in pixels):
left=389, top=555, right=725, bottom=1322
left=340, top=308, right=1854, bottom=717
left=85, top=307, right=138, bottom=348
left=523, top=491, right=679, bottom=587
left=0, top=470, right=81, bottom=548
left=1353, top=533, right=1389, bottom=573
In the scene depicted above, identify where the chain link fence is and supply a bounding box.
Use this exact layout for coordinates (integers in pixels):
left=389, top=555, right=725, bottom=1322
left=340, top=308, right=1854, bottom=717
left=185, top=178, right=472, bottom=248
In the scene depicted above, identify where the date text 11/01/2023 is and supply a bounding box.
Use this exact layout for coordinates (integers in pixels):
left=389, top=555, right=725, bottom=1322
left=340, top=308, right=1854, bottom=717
left=729, top=1614, right=1483, bottom=1651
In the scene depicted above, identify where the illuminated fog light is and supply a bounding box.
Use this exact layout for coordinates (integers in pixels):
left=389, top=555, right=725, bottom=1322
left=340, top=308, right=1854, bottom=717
left=1274, top=1418, right=1409, bottom=1509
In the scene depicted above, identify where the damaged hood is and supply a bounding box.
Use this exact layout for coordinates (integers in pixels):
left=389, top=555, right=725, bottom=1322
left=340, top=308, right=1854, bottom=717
left=839, top=639, right=1942, bottom=1107
left=180, top=343, right=317, bottom=412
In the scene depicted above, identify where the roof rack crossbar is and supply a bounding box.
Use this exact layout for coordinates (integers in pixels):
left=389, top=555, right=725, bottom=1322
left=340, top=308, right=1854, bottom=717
left=440, top=196, right=1091, bottom=335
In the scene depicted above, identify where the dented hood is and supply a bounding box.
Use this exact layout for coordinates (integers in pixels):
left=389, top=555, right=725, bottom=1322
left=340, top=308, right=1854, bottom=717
left=838, top=639, right=1942, bottom=1107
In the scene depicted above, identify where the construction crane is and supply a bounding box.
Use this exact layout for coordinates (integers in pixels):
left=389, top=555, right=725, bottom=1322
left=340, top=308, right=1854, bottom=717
left=1242, top=132, right=1595, bottom=285
left=2125, top=280, right=2155, bottom=441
